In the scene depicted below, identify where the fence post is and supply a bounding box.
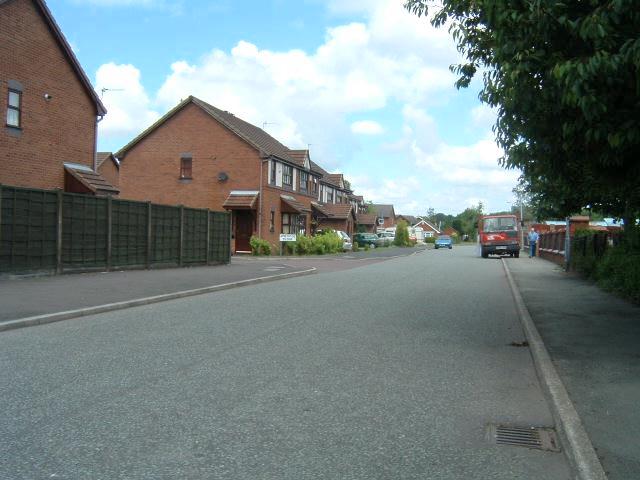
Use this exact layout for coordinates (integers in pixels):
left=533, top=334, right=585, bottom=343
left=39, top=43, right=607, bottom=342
left=106, top=196, right=112, bottom=271
left=179, top=205, right=184, bottom=267
left=147, top=202, right=152, bottom=269
left=56, top=190, right=63, bottom=274
left=206, top=209, right=211, bottom=265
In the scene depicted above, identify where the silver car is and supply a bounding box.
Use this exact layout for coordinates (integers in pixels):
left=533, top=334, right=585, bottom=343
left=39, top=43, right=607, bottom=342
left=336, top=230, right=353, bottom=252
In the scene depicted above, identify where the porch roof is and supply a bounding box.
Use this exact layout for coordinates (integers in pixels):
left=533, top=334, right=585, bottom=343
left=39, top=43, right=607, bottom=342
left=223, top=190, right=259, bottom=209
left=281, top=194, right=311, bottom=213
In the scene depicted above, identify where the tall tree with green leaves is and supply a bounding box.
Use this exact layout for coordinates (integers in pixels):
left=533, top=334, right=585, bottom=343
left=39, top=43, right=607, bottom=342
left=405, top=0, right=640, bottom=230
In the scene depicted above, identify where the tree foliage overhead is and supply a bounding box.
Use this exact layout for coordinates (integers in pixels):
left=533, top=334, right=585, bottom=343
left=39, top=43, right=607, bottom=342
left=405, top=0, right=640, bottom=225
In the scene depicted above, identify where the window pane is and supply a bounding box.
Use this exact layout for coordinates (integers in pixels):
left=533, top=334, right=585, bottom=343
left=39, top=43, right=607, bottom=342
left=8, top=91, right=20, bottom=108
left=6, top=108, right=19, bottom=127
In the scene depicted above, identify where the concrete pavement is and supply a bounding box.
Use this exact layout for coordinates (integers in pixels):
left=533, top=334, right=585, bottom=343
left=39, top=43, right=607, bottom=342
left=0, top=248, right=421, bottom=325
left=505, top=256, right=640, bottom=480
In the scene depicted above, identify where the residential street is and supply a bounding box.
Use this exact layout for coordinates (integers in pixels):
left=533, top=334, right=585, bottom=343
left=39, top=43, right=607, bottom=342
left=0, top=246, right=570, bottom=479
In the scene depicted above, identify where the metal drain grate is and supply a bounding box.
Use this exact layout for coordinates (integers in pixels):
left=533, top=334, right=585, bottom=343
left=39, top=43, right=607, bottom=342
left=487, top=424, right=561, bottom=452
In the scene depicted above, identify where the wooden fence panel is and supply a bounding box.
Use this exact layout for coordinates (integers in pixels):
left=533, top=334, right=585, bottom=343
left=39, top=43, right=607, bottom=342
left=111, top=199, right=148, bottom=267
left=183, top=208, right=208, bottom=264
left=210, top=211, right=231, bottom=264
left=150, top=204, right=181, bottom=266
left=0, top=184, right=231, bottom=275
left=61, top=193, right=108, bottom=270
left=0, top=186, right=58, bottom=273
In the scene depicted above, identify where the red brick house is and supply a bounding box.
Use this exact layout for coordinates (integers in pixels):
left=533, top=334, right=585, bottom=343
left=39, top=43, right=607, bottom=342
left=0, top=0, right=117, bottom=196
left=356, top=213, right=378, bottom=233
left=372, top=204, right=396, bottom=230
left=115, top=96, right=359, bottom=253
left=313, top=203, right=357, bottom=235
left=414, top=218, right=440, bottom=237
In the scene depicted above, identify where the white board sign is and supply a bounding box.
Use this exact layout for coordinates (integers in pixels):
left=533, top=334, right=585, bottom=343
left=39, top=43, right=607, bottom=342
left=279, top=234, right=297, bottom=242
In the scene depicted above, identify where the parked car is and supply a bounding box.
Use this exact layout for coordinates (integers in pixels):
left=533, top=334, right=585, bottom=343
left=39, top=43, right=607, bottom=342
left=353, top=232, right=379, bottom=248
left=434, top=235, right=453, bottom=249
left=377, top=231, right=395, bottom=244
left=336, top=230, right=353, bottom=252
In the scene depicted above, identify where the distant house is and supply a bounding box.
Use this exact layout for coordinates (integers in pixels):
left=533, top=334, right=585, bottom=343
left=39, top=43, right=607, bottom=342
left=313, top=203, right=357, bottom=235
left=0, top=0, right=116, bottom=196
left=356, top=213, right=378, bottom=233
left=396, top=214, right=419, bottom=226
left=414, top=219, right=440, bottom=237
left=371, top=204, right=396, bottom=229
left=115, top=96, right=358, bottom=253
left=442, top=226, right=459, bottom=238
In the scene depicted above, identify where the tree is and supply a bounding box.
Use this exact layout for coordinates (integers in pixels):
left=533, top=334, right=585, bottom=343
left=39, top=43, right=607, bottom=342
left=394, top=220, right=411, bottom=246
left=454, top=202, right=484, bottom=240
left=405, top=0, right=640, bottom=230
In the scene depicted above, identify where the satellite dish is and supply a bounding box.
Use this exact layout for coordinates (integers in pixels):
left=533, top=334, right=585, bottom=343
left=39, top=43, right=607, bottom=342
left=218, top=172, right=229, bottom=182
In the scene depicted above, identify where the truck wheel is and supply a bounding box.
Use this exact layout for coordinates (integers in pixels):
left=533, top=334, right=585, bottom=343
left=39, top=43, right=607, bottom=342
left=514, top=251, right=520, bottom=258
left=481, top=248, right=488, bottom=258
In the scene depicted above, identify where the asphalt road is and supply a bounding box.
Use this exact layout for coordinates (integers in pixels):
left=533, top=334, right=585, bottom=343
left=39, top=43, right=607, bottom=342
left=0, top=245, right=570, bottom=479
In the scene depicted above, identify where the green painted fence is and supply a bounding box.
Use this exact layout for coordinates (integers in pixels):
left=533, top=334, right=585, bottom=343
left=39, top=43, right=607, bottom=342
left=0, top=184, right=231, bottom=275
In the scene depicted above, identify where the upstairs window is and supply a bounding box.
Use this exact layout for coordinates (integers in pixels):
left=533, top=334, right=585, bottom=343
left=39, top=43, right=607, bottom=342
left=180, top=156, right=192, bottom=179
left=312, top=176, right=318, bottom=194
left=270, top=161, right=277, bottom=185
left=283, top=164, right=293, bottom=187
left=299, top=171, right=308, bottom=192
left=6, top=89, right=21, bottom=128
left=327, top=189, right=334, bottom=203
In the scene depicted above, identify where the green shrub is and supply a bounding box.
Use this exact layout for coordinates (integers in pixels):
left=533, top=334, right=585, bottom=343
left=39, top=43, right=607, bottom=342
left=364, top=243, right=370, bottom=251
left=425, top=236, right=436, bottom=244
left=394, top=220, right=411, bottom=247
left=280, top=231, right=344, bottom=256
left=250, top=236, right=272, bottom=256
left=594, top=231, right=640, bottom=303
left=352, top=241, right=359, bottom=252
left=294, top=235, right=313, bottom=255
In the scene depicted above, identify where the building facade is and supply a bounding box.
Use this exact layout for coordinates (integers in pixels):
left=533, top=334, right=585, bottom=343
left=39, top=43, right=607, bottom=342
left=116, top=96, right=359, bottom=253
left=0, top=0, right=115, bottom=195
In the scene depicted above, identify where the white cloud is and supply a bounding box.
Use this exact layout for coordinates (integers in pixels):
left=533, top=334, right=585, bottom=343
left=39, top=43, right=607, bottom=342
left=95, top=63, right=160, bottom=139
left=93, top=0, right=515, bottom=214
left=351, top=120, right=384, bottom=135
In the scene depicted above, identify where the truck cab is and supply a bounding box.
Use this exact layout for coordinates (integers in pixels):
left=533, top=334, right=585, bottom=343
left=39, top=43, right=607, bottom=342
left=478, top=214, right=521, bottom=258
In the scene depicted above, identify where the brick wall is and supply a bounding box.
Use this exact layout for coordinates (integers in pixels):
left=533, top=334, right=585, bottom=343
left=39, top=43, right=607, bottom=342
left=118, top=103, right=262, bottom=208
left=98, top=158, right=119, bottom=189
left=0, top=0, right=97, bottom=190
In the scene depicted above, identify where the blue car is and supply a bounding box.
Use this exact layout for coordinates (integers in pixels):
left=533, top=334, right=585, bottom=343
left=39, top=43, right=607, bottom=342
left=434, top=235, right=453, bottom=249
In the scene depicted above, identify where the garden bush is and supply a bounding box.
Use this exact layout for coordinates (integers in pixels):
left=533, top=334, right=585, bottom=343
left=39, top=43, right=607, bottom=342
left=394, top=220, right=411, bottom=247
left=250, top=236, right=272, bottom=256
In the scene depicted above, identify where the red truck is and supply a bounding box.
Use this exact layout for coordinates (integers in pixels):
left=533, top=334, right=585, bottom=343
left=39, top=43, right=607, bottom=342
left=478, top=214, right=521, bottom=258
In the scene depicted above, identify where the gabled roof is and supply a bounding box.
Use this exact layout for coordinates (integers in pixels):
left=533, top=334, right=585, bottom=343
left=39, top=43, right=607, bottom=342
left=318, top=203, right=354, bottom=220
left=372, top=204, right=395, bottom=218
left=397, top=214, right=418, bottom=225
left=287, top=149, right=310, bottom=169
left=96, top=152, right=119, bottom=169
left=414, top=219, right=441, bottom=233
left=3, top=0, right=107, bottom=116
left=116, top=96, right=299, bottom=165
left=356, top=213, right=378, bottom=225
left=349, top=194, right=364, bottom=202
left=309, top=160, right=328, bottom=176
left=325, top=174, right=344, bottom=189
left=281, top=194, right=311, bottom=213
left=64, top=163, right=119, bottom=195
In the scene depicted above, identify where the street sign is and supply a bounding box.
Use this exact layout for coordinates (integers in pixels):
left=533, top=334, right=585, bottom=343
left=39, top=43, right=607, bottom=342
left=279, top=234, right=296, bottom=242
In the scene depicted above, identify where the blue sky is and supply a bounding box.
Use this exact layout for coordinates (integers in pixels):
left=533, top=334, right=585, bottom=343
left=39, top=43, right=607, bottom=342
left=50, top=0, right=520, bottom=215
